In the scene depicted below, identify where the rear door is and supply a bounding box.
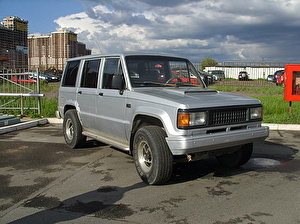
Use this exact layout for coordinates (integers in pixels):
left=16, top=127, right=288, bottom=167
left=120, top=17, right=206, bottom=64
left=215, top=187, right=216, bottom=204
left=76, top=58, right=101, bottom=131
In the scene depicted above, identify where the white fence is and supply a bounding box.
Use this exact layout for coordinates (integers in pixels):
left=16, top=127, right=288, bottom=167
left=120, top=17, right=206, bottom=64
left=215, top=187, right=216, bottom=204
left=203, top=66, right=284, bottom=80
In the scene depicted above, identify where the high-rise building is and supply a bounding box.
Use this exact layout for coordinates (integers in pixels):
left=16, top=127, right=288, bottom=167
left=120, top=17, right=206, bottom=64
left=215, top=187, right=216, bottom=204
left=0, top=16, right=28, bottom=71
left=28, top=30, right=91, bottom=71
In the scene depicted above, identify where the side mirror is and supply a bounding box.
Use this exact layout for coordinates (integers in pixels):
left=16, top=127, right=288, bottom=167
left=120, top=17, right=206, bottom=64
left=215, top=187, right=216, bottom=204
left=111, top=74, right=125, bottom=90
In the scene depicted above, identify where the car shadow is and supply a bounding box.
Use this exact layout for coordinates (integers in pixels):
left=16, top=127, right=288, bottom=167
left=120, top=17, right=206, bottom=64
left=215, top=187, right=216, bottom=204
left=83, top=139, right=107, bottom=148
left=72, top=139, right=299, bottom=185
left=7, top=182, right=146, bottom=224
left=168, top=140, right=299, bottom=184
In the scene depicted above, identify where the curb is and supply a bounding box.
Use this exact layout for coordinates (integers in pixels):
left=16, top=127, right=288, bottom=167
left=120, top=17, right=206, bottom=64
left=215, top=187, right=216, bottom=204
left=0, top=118, right=49, bottom=134
left=46, top=117, right=63, bottom=124
left=262, top=123, right=300, bottom=131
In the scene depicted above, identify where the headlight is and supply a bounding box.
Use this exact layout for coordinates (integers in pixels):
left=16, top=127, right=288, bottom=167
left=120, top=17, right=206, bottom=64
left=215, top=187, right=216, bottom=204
left=250, top=107, right=262, bottom=120
left=178, top=111, right=207, bottom=128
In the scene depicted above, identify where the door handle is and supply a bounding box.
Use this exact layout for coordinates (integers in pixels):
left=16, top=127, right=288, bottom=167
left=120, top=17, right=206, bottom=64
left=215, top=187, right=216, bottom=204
left=78, top=91, right=82, bottom=94
left=99, top=92, right=104, bottom=96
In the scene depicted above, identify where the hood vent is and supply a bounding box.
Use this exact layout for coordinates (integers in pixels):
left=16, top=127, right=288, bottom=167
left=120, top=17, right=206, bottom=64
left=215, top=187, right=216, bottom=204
left=184, top=89, right=218, bottom=94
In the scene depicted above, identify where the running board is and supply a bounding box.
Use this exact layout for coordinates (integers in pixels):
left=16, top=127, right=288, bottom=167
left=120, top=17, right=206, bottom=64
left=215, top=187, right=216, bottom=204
left=82, top=131, right=130, bottom=151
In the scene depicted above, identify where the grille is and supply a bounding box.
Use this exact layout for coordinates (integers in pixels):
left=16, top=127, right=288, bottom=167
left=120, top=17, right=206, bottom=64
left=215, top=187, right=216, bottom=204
left=208, top=108, right=248, bottom=126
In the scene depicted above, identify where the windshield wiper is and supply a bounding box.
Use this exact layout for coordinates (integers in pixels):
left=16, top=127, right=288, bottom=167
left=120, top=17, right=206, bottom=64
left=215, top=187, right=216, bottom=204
left=133, top=81, right=168, bottom=87
left=133, top=81, right=204, bottom=88
left=173, top=82, right=203, bottom=87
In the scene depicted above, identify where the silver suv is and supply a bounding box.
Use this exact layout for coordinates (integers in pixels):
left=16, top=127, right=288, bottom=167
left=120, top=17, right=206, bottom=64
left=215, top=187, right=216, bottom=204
left=57, top=53, right=269, bottom=185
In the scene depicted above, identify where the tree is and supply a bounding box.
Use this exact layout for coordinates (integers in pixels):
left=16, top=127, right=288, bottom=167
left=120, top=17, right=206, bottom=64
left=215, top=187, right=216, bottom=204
left=200, top=57, right=218, bottom=71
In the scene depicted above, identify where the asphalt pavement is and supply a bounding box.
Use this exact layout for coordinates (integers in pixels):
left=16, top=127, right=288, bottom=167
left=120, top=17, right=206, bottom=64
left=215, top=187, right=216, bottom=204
left=0, top=123, right=300, bottom=223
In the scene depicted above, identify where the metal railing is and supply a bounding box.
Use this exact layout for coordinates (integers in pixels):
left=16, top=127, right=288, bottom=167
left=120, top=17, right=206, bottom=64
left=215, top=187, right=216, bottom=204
left=0, top=69, right=44, bottom=115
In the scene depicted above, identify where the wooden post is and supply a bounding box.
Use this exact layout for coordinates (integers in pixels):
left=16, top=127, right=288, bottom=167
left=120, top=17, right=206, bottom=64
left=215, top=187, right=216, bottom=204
left=289, top=101, right=292, bottom=114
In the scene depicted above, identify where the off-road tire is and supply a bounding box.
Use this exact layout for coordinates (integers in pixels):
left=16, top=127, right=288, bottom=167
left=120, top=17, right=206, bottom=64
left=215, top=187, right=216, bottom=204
left=63, top=109, right=86, bottom=148
left=133, top=126, right=173, bottom=185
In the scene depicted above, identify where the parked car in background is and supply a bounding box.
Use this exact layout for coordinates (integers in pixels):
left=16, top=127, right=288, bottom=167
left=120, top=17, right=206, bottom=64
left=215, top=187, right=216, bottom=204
left=276, top=71, right=285, bottom=86
left=27, top=73, right=38, bottom=79
left=198, top=70, right=213, bottom=85
left=170, top=71, right=200, bottom=85
left=208, top=70, right=225, bottom=81
left=11, top=74, right=37, bottom=84
left=41, top=73, right=60, bottom=83
left=273, top=70, right=284, bottom=83
left=238, top=71, right=249, bottom=81
left=267, top=74, right=275, bottom=82
left=28, top=73, right=60, bottom=83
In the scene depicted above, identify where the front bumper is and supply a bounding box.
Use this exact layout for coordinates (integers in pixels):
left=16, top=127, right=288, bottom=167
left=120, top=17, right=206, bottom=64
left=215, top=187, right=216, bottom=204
left=166, top=126, right=269, bottom=155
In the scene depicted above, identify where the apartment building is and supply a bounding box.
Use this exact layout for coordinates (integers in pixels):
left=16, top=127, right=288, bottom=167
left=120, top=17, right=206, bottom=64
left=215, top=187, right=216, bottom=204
left=28, top=30, right=91, bottom=71
left=0, top=16, right=28, bottom=71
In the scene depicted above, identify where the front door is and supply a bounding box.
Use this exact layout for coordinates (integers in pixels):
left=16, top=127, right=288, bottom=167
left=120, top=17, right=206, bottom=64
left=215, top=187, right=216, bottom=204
left=96, top=57, right=127, bottom=142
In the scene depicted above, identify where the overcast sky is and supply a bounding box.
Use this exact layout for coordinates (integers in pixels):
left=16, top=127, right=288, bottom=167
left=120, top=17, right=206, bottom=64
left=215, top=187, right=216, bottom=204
left=1, top=0, right=300, bottom=62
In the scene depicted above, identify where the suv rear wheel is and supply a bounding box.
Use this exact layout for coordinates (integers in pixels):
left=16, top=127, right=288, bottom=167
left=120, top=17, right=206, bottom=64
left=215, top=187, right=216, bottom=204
left=133, top=126, right=173, bottom=185
left=63, top=109, right=86, bottom=148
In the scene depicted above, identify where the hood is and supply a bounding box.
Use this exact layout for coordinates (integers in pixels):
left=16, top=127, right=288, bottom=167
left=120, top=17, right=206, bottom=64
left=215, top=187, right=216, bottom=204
left=131, top=87, right=261, bottom=109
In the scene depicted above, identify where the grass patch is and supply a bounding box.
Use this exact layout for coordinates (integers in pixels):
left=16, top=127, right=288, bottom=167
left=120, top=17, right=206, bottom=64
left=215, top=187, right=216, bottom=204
left=210, top=85, right=300, bottom=124
left=40, top=97, right=58, bottom=117
left=253, top=96, right=300, bottom=124
left=210, top=85, right=283, bottom=96
left=0, top=82, right=59, bottom=118
left=39, top=81, right=60, bottom=92
left=0, top=96, right=57, bottom=118
left=0, top=80, right=59, bottom=93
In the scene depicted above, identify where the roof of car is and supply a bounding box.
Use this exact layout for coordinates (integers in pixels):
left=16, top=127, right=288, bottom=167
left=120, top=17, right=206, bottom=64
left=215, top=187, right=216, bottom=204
left=66, top=52, right=186, bottom=62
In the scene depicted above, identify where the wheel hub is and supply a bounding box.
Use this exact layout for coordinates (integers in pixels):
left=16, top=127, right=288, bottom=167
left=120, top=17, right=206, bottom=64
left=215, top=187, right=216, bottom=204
left=137, top=140, right=153, bottom=173
left=65, top=118, right=74, bottom=140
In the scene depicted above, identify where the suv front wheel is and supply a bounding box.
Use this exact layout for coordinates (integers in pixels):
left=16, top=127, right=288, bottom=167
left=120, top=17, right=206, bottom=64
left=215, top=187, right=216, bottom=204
left=63, top=109, right=86, bottom=148
left=133, top=126, right=173, bottom=185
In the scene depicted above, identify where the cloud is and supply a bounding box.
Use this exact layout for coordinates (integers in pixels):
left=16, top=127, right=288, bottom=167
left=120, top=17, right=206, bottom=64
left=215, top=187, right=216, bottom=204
left=55, top=0, right=300, bottom=61
left=28, top=32, right=43, bottom=37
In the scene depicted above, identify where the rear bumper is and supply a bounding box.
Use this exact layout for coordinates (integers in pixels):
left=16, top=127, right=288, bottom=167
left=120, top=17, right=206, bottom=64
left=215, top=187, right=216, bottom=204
left=166, top=126, right=269, bottom=155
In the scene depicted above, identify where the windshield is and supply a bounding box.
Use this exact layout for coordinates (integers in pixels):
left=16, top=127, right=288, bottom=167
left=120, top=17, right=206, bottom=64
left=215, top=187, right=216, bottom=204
left=125, top=56, right=205, bottom=88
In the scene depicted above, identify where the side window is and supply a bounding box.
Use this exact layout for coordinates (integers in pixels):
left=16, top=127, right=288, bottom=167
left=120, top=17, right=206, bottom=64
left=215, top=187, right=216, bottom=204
left=62, top=60, right=80, bottom=87
left=102, top=58, right=124, bottom=89
left=80, top=59, right=101, bottom=88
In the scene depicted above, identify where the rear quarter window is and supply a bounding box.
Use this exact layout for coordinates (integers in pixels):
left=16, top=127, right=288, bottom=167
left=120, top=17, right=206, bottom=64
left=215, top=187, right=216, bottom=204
left=62, top=60, right=80, bottom=87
